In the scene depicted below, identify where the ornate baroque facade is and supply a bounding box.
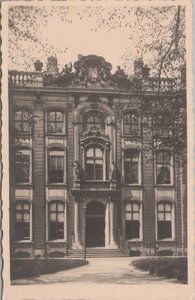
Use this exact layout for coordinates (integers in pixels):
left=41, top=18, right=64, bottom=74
left=9, top=55, right=187, bottom=258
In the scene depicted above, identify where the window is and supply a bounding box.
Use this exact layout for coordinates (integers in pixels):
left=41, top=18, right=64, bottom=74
left=123, top=112, right=138, bottom=135
left=85, top=146, right=103, bottom=180
left=156, top=151, right=171, bottom=184
left=15, top=202, right=30, bottom=240
left=155, top=114, right=173, bottom=137
left=125, top=203, right=140, bottom=239
left=15, top=109, right=31, bottom=133
left=82, top=110, right=105, bottom=132
left=47, top=111, right=64, bottom=134
left=49, top=202, right=64, bottom=240
left=157, top=203, right=172, bottom=239
left=124, top=150, right=139, bottom=184
left=48, top=149, right=64, bottom=183
left=15, top=149, right=30, bottom=183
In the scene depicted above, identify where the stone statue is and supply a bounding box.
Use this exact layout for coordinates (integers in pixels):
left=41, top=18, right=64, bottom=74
left=73, top=160, right=82, bottom=180
left=109, top=161, right=116, bottom=181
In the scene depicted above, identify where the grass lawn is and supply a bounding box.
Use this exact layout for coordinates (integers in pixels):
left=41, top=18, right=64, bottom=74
left=132, top=257, right=187, bottom=284
left=11, top=259, right=88, bottom=280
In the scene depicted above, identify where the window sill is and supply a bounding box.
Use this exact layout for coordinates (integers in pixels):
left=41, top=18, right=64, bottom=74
left=46, top=240, right=66, bottom=243
left=125, top=239, right=143, bottom=242
left=157, top=239, right=175, bottom=242
left=14, top=240, right=32, bottom=243
left=14, top=183, right=33, bottom=186
left=46, top=133, right=67, bottom=137
left=155, top=184, right=174, bottom=188
left=123, top=184, right=142, bottom=187
left=46, top=183, right=67, bottom=187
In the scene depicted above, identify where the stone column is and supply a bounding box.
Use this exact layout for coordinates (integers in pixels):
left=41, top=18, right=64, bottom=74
left=64, top=201, right=68, bottom=241
left=105, top=201, right=110, bottom=247
left=109, top=200, right=117, bottom=248
left=74, top=199, right=82, bottom=249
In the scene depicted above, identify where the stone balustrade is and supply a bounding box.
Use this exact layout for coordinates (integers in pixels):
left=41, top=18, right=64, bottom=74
left=9, top=70, right=41, bottom=86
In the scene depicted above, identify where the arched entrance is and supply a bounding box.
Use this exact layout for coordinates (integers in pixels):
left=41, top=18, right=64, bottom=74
left=86, top=201, right=105, bottom=247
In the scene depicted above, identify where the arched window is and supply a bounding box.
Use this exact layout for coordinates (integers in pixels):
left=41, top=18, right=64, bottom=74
left=123, top=111, right=138, bottom=135
left=82, top=110, right=105, bottom=132
left=48, top=148, right=64, bottom=183
left=157, top=203, right=172, bottom=239
left=15, top=202, right=30, bottom=240
left=15, top=109, right=31, bottom=133
left=15, top=148, right=31, bottom=183
left=47, top=111, right=64, bottom=134
left=125, top=202, right=140, bottom=240
left=156, top=151, right=172, bottom=184
left=85, top=146, right=103, bottom=180
left=48, top=202, right=64, bottom=240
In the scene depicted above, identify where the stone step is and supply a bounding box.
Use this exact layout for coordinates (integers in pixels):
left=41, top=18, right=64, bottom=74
left=68, top=248, right=128, bottom=258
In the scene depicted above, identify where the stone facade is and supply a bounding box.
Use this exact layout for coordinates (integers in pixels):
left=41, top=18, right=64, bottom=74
left=9, top=55, right=187, bottom=258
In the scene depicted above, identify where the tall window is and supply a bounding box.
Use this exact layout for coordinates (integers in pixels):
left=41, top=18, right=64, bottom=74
left=49, top=202, right=64, bottom=240
left=48, top=149, right=64, bottom=183
left=82, top=110, right=105, bottom=132
left=156, top=151, right=171, bottom=184
left=125, top=203, right=140, bottom=239
left=15, top=109, right=31, bottom=133
left=15, top=202, right=30, bottom=240
left=15, top=149, right=30, bottom=183
left=85, top=146, right=103, bottom=180
left=157, top=203, right=172, bottom=239
left=124, top=150, right=139, bottom=184
left=47, top=111, right=64, bottom=134
left=123, top=112, right=138, bottom=135
left=155, top=114, right=172, bottom=137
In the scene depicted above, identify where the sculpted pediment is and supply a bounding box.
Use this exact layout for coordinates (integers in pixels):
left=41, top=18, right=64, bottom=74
left=43, top=55, right=136, bottom=90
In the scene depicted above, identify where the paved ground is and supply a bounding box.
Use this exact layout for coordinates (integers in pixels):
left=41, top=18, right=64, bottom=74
left=11, top=257, right=182, bottom=285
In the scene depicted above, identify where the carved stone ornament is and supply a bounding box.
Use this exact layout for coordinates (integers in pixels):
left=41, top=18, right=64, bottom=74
left=73, top=161, right=82, bottom=180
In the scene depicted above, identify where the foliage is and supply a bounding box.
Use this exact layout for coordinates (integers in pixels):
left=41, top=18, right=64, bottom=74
left=11, top=258, right=88, bottom=280
left=132, top=257, right=187, bottom=283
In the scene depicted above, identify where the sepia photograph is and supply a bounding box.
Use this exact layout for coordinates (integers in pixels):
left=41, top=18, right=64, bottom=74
left=1, top=1, right=193, bottom=299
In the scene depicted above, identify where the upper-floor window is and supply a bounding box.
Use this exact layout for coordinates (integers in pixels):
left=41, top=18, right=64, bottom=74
left=15, top=202, right=30, bottom=240
left=15, top=109, right=31, bottom=134
left=48, top=149, right=64, bottom=183
left=125, top=202, right=140, bottom=240
left=157, top=202, right=172, bottom=239
left=85, top=146, right=103, bottom=180
left=47, top=111, right=64, bottom=134
left=123, top=111, right=138, bottom=135
left=155, top=114, right=173, bottom=137
left=82, top=110, right=105, bottom=132
left=49, top=202, right=64, bottom=240
left=124, top=150, right=140, bottom=184
left=156, top=151, right=172, bottom=184
left=15, top=149, right=31, bottom=183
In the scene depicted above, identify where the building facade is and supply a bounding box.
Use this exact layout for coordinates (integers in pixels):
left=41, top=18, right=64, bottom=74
left=9, top=55, right=187, bottom=258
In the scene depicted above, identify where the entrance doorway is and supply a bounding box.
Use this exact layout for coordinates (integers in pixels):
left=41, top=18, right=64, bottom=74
left=86, top=201, right=105, bottom=247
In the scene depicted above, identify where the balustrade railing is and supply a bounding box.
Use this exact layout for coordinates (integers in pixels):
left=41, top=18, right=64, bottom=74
left=9, top=70, right=40, bottom=85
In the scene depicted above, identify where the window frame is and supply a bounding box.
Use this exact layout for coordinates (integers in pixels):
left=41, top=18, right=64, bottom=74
left=155, top=150, right=173, bottom=186
left=47, top=110, right=65, bottom=135
left=122, top=111, right=139, bottom=136
left=82, top=110, right=106, bottom=133
left=124, top=202, right=142, bottom=241
left=85, top=145, right=105, bottom=181
left=48, top=201, right=65, bottom=241
left=15, top=201, right=32, bottom=241
left=15, top=108, right=32, bottom=134
left=123, top=149, right=141, bottom=185
left=47, top=148, right=65, bottom=184
left=156, top=202, right=175, bottom=241
left=14, top=147, right=32, bottom=184
left=154, top=113, right=173, bottom=138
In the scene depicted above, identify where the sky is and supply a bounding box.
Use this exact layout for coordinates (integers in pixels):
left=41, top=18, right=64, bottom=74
left=8, top=4, right=185, bottom=75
